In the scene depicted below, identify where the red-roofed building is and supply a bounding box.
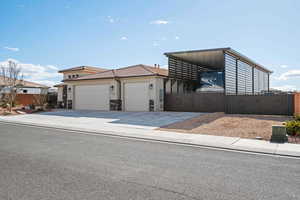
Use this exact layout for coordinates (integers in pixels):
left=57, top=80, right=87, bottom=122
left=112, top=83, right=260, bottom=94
left=55, top=64, right=168, bottom=111
left=0, top=75, right=49, bottom=106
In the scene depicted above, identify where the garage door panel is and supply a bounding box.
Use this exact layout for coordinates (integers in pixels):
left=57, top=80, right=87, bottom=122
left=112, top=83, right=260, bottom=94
left=124, top=82, right=149, bottom=111
left=75, top=85, right=109, bottom=111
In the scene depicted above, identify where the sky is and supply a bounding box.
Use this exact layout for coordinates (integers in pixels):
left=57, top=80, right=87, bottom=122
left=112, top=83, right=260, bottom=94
left=0, top=0, right=299, bottom=90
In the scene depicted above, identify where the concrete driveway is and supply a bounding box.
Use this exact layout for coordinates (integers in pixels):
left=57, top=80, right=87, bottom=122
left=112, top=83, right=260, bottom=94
left=0, top=110, right=202, bottom=130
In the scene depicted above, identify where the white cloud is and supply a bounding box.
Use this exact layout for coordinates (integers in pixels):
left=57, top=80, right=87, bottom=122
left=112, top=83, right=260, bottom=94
left=276, top=70, right=300, bottom=80
left=272, top=85, right=298, bottom=92
left=46, top=65, right=59, bottom=71
left=107, top=16, right=119, bottom=23
left=150, top=20, right=169, bottom=25
left=120, top=36, right=128, bottom=40
left=3, top=47, right=19, bottom=52
left=0, top=59, right=61, bottom=87
left=153, top=42, right=159, bottom=46
left=175, top=36, right=180, bottom=40
left=280, top=65, right=288, bottom=69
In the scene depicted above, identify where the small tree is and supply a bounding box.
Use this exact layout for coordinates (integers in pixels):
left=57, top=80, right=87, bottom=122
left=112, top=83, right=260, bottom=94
left=0, top=61, right=23, bottom=112
left=32, top=94, right=48, bottom=110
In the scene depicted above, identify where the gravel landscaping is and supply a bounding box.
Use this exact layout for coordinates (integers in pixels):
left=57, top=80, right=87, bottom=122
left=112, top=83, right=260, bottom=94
left=158, top=112, right=296, bottom=142
left=0, top=107, right=47, bottom=116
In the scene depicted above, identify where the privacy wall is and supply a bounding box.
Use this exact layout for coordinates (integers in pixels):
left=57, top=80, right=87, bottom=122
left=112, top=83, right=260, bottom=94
left=295, top=93, right=300, bottom=115
left=164, top=93, right=294, bottom=116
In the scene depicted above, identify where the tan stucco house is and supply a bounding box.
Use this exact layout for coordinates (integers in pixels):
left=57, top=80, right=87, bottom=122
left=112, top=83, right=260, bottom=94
left=0, top=75, right=49, bottom=106
left=55, top=64, right=168, bottom=111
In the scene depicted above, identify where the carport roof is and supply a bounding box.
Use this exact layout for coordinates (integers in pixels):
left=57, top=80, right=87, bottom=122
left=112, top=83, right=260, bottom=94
left=165, top=47, right=272, bottom=73
left=67, top=64, right=168, bottom=81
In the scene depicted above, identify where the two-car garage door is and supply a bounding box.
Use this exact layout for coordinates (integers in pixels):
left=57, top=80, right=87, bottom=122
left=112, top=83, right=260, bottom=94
left=75, top=85, right=109, bottom=111
left=74, top=82, right=150, bottom=111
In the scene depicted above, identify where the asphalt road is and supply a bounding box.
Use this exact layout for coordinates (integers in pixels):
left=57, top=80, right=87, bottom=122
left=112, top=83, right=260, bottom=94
left=0, top=122, right=299, bottom=200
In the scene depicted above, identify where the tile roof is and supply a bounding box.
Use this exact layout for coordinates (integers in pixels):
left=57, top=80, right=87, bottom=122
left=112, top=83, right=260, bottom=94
left=72, top=64, right=168, bottom=81
left=0, top=75, right=49, bottom=88
left=58, top=66, right=108, bottom=73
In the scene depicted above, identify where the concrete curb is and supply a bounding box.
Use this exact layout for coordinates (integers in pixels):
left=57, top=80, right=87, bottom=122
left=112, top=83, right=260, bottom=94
left=0, top=119, right=299, bottom=159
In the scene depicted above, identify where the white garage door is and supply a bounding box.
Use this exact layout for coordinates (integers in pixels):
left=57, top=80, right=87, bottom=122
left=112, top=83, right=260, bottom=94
left=124, top=82, right=149, bottom=111
left=75, top=84, right=109, bottom=111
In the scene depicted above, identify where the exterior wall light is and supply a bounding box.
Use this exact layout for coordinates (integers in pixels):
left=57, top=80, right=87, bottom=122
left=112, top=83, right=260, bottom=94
left=110, top=85, right=114, bottom=91
left=149, top=83, right=153, bottom=90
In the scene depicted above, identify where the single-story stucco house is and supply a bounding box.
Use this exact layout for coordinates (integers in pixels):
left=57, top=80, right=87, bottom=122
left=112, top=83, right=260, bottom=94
left=55, top=65, right=168, bottom=111
left=0, top=75, right=49, bottom=106
left=55, top=47, right=274, bottom=112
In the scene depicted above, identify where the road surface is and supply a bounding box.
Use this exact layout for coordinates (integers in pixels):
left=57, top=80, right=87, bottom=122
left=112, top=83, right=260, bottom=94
left=0, top=122, right=299, bottom=200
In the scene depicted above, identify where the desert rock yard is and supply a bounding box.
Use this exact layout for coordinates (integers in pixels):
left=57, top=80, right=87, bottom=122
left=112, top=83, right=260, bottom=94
left=159, top=112, right=293, bottom=141
left=0, top=107, right=42, bottom=116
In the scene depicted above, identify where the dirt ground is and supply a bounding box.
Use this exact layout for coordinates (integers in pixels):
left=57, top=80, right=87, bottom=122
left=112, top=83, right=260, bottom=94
left=0, top=107, right=43, bottom=116
left=0, top=107, right=19, bottom=115
left=158, top=112, right=295, bottom=142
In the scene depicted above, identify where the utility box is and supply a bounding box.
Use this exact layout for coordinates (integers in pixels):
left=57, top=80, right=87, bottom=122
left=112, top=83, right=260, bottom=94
left=271, top=125, right=288, bottom=143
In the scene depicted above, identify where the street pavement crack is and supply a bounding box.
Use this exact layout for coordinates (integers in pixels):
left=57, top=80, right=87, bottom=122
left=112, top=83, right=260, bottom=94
left=119, top=179, right=203, bottom=200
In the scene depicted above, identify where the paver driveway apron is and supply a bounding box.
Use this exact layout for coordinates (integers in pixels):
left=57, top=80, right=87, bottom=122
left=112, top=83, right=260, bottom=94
left=0, top=110, right=202, bottom=130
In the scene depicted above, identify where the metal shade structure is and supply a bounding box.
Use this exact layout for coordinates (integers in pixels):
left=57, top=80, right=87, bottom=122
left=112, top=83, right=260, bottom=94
left=164, top=47, right=272, bottom=81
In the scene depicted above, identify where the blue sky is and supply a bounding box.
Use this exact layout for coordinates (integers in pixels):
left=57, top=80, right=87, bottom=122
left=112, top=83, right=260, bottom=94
left=0, top=0, right=299, bottom=90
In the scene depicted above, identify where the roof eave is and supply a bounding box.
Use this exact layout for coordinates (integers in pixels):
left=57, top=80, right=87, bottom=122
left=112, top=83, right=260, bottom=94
left=225, top=49, right=273, bottom=74
left=63, top=74, right=167, bottom=82
left=164, top=47, right=231, bottom=56
left=164, top=47, right=273, bottom=74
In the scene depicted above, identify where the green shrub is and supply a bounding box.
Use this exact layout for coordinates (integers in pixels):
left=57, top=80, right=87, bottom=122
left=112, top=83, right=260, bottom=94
left=0, top=102, right=9, bottom=108
left=294, top=114, right=300, bottom=121
left=285, top=120, right=300, bottom=137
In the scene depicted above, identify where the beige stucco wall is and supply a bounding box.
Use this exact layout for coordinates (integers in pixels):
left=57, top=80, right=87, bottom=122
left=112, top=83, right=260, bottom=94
left=65, top=79, right=116, bottom=109
left=119, top=76, right=165, bottom=111
left=57, top=87, right=63, bottom=102
left=155, top=77, right=165, bottom=111
left=64, top=76, right=166, bottom=111
left=63, top=70, right=95, bottom=80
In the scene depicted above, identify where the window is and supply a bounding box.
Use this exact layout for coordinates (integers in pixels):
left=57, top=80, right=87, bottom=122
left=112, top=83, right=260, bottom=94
left=23, top=89, right=28, bottom=93
left=72, top=75, right=76, bottom=78
left=197, top=71, right=224, bottom=92
left=68, top=75, right=71, bottom=79
left=76, top=74, right=79, bottom=77
left=159, top=89, right=164, bottom=102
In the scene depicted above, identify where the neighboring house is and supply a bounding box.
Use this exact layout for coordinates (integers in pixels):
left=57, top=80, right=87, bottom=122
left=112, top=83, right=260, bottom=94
left=0, top=75, right=49, bottom=106
left=55, top=47, right=273, bottom=112
left=56, top=64, right=167, bottom=111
